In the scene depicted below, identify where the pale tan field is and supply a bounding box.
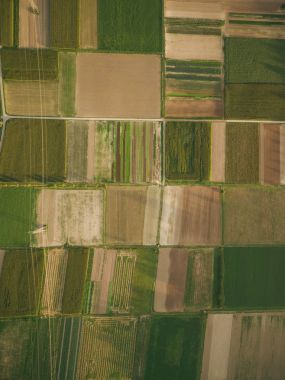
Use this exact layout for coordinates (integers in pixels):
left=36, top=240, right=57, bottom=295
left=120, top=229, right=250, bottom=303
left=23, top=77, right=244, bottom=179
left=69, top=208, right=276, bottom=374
left=165, top=0, right=225, bottom=19
left=165, top=34, right=223, bottom=61
left=4, top=80, right=58, bottom=116
left=224, top=187, right=285, bottom=244
left=79, top=0, right=97, bottom=48
left=260, top=124, right=280, bottom=185
left=154, top=248, right=188, bottom=312
left=105, top=186, right=161, bottom=245
left=165, top=98, right=223, bottom=118
left=160, top=186, right=221, bottom=245
left=19, top=0, right=49, bottom=48
left=201, top=313, right=285, bottom=380
left=34, top=189, right=104, bottom=247
left=210, top=122, right=225, bottom=182
left=224, top=0, right=285, bottom=12
left=75, top=53, right=161, bottom=118
left=225, top=24, right=285, bottom=39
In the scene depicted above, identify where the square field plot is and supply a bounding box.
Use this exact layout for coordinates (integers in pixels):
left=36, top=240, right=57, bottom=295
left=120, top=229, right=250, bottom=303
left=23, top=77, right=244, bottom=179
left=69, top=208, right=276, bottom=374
left=223, top=247, right=285, bottom=309
left=223, top=187, right=285, bottom=244
left=160, top=186, right=222, bottom=245
left=105, top=186, right=161, bottom=245
left=75, top=53, right=161, bottom=118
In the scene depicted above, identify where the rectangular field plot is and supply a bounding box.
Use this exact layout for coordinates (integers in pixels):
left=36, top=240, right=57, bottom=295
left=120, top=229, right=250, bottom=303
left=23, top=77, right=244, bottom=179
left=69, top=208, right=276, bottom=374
left=66, top=120, right=161, bottom=184
left=41, top=248, right=89, bottom=315
left=0, top=119, right=66, bottom=182
left=0, top=0, right=14, bottom=46
left=154, top=248, right=219, bottom=312
left=160, top=186, right=222, bottom=245
left=145, top=315, right=205, bottom=380
left=34, top=189, right=104, bottom=247
left=223, top=247, right=285, bottom=309
left=85, top=248, right=157, bottom=315
left=224, top=187, right=285, bottom=244
left=75, top=53, right=161, bottom=118
left=165, top=122, right=210, bottom=181
left=201, top=313, right=285, bottom=380
left=0, top=249, right=44, bottom=316
left=105, top=186, right=161, bottom=245
left=97, top=0, right=162, bottom=52
left=79, top=0, right=98, bottom=48
left=0, top=188, right=37, bottom=247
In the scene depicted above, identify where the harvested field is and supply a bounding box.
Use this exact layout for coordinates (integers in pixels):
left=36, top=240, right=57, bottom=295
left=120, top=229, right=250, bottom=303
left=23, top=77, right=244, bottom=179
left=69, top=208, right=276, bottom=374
left=225, top=123, right=259, bottom=183
left=0, top=0, right=14, bottom=46
left=19, top=0, right=50, bottom=48
left=210, top=122, right=225, bottom=182
left=145, top=315, right=205, bottom=380
left=49, top=0, right=78, bottom=48
left=165, top=122, right=210, bottom=181
left=76, top=317, right=138, bottom=380
left=75, top=53, right=161, bottom=118
left=260, top=123, right=283, bottom=185
left=0, top=118, right=66, bottom=182
left=201, top=313, right=285, bottom=380
left=0, top=188, right=37, bottom=247
left=79, top=0, right=97, bottom=48
left=105, top=186, right=161, bottom=245
left=4, top=80, right=59, bottom=116
left=166, top=34, right=223, bottom=60
left=34, top=189, right=104, bottom=247
left=223, top=247, right=285, bottom=309
left=98, top=0, right=162, bottom=52
left=66, top=120, right=161, bottom=184
left=166, top=98, right=223, bottom=118
left=165, top=0, right=225, bottom=20
left=224, top=187, right=285, bottom=244
left=58, top=52, right=76, bottom=116
left=160, top=186, right=221, bottom=245
left=0, top=249, right=44, bottom=316
left=224, top=0, right=285, bottom=13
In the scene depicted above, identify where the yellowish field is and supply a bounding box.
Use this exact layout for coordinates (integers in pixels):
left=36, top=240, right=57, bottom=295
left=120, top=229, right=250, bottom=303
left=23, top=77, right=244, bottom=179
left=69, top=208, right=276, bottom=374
left=165, top=0, right=225, bottom=19
left=210, top=122, right=226, bottom=182
left=79, top=0, right=97, bottom=48
left=165, top=98, right=223, bottom=118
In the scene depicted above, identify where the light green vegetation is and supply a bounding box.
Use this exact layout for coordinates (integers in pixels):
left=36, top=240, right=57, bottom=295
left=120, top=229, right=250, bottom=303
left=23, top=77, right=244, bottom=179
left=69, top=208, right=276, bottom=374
left=0, top=188, right=37, bottom=247
left=0, top=0, right=14, bottom=46
left=225, top=123, right=259, bottom=183
left=145, top=315, right=205, bottom=380
left=1, top=48, right=58, bottom=80
left=223, top=247, right=285, bottom=309
left=98, top=0, right=162, bottom=52
left=165, top=122, right=211, bottom=180
left=50, top=0, right=79, bottom=48
left=0, top=119, right=66, bottom=182
left=0, top=249, right=44, bottom=316
left=59, top=52, right=76, bottom=116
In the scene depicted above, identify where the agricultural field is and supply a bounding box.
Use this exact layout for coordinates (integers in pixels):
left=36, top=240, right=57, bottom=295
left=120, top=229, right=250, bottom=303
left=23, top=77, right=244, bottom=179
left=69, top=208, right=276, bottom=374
left=75, top=53, right=161, bottom=118
left=160, top=186, right=222, bottom=245
left=223, top=247, right=285, bottom=309
left=154, top=248, right=219, bottom=312
left=79, top=0, right=98, bottom=49
left=105, top=186, right=161, bottom=245
left=0, top=0, right=14, bottom=46
left=85, top=247, right=157, bottom=315
left=201, top=312, right=285, bottom=380
left=144, top=314, right=205, bottom=380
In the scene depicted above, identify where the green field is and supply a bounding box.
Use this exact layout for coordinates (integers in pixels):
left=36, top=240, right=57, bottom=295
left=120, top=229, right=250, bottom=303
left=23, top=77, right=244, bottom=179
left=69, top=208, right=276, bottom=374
left=0, top=249, right=44, bottom=316
left=145, top=315, right=205, bottom=380
left=223, top=247, right=285, bottom=309
left=0, top=188, right=37, bottom=246
left=98, top=0, right=162, bottom=52
left=225, top=38, right=285, bottom=84
left=1, top=48, right=58, bottom=80
left=0, top=0, right=14, bottom=46
left=50, top=0, right=79, bottom=48
left=0, top=119, right=66, bottom=182
left=61, top=248, right=89, bottom=314
left=225, top=84, right=285, bottom=120
left=58, top=52, right=76, bottom=116
left=165, top=122, right=211, bottom=181
left=225, top=123, right=259, bottom=183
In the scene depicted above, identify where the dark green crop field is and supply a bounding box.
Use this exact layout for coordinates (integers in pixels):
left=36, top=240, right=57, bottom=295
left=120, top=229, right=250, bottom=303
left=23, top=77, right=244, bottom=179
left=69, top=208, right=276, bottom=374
left=98, top=0, right=162, bottom=52
left=0, top=0, right=14, bottom=46
left=145, top=315, right=205, bottom=380
left=223, top=247, right=285, bottom=309
left=165, top=122, right=211, bottom=180
left=0, top=119, right=66, bottom=182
